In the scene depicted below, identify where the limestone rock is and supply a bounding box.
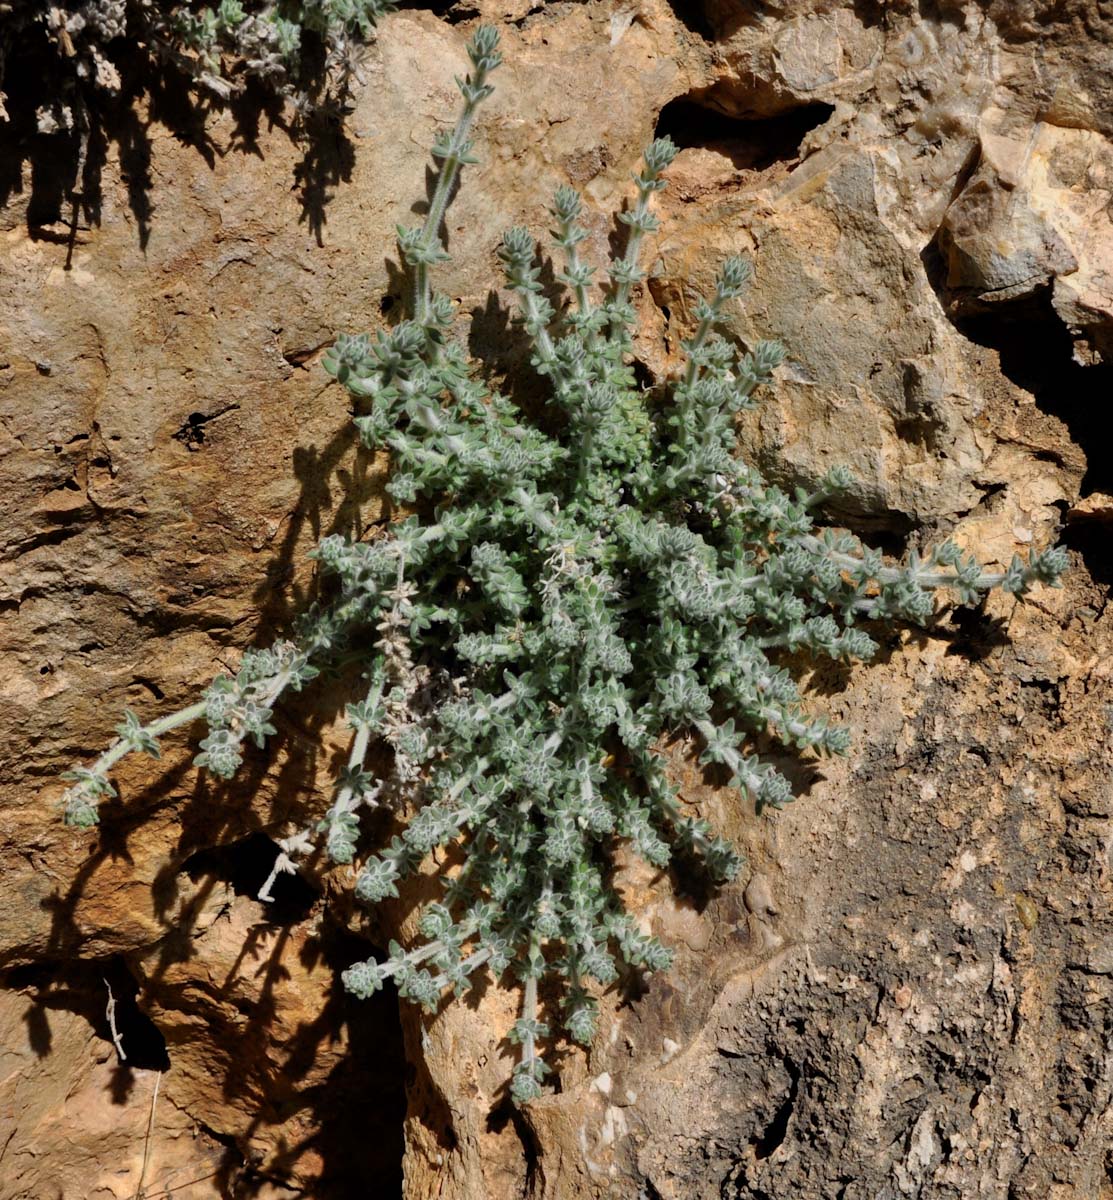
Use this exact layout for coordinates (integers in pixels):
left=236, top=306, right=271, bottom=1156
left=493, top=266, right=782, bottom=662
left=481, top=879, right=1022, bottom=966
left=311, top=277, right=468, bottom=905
left=1, top=4, right=1110, bottom=1199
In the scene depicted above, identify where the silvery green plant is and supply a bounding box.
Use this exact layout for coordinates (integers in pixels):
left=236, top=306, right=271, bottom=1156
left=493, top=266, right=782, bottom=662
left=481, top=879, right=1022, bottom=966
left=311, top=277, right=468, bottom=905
left=60, top=27, right=1067, bottom=1104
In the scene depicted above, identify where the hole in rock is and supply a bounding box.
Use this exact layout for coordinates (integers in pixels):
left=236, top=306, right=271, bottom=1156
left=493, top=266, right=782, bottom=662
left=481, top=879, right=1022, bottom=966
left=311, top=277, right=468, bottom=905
left=135, top=676, right=165, bottom=700
left=855, top=524, right=914, bottom=559
left=631, top=357, right=656, bottom=391
left=6, top=957, right=170, bottom=1072
left=98, top=957, right=172, bottom=1071
left=655, top=96, right=835, bottom=171
left=1061, top=519, right=1113, bottom=589
left=182, top=831, right=319, bottom=925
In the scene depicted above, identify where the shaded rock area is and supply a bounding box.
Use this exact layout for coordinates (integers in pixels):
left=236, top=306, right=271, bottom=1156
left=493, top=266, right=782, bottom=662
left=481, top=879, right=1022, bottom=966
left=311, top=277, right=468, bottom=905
left=0, top=2, right=1110, bottom=1198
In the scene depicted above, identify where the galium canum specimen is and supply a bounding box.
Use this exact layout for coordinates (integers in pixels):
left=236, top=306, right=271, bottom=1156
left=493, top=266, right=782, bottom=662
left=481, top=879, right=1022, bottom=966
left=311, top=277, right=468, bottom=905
left=62, top=27, right=1066, bottom=1103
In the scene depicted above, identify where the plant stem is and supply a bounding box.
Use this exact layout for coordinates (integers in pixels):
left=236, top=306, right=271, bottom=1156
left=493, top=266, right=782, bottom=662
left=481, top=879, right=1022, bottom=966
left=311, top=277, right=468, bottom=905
left=411, top=53, right=498, bottom=324
left=92, top=701, right=207, bottom=779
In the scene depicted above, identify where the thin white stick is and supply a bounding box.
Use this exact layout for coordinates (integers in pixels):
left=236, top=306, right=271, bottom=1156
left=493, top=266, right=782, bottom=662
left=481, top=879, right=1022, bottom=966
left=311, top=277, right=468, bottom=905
left=104, top=977, right=126, bottom=1062
left=135, top=1069, right=162, bottom=1200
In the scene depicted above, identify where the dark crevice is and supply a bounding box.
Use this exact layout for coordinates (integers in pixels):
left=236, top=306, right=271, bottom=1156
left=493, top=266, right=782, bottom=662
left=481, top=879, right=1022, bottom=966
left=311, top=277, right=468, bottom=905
left=1, top=523, right=84, bottom=562
left=182, top=831, right=319, bottom=925
left=921, top=227, right=1113, bottom=583
left=967, top=299, right=1113, bottom=497
left=920, top=249, right=1113, bottom=500
left=394, top=0, right=461, bottom=15
left=486, top=1099, right=542, bottom=1192
left=850, top=0, right=892, bottom=27
left=753, top=1057, right=800, bottom=1159
left=655, top=95, right=835, bottom=171
left=661, top=0, right=716, bottom=40
left=281, top=925, right=407, bottom=1198
left=5, top=956, right=170, bottom=1074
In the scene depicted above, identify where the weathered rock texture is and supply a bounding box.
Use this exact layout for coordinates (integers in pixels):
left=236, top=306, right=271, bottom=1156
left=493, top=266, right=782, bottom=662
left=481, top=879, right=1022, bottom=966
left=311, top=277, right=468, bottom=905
left=1, top=2, right=1111, bottom=1198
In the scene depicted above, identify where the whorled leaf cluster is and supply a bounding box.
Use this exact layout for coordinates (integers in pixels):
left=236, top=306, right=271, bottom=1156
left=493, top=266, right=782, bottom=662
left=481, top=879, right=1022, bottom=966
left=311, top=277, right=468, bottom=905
left=60, top=27, right=1067, bottom=1104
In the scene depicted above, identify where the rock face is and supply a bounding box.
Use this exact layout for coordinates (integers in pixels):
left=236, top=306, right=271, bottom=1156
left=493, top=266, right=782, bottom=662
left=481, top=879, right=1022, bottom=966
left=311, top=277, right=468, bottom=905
left=1, top=3, right=1110, bottom=1199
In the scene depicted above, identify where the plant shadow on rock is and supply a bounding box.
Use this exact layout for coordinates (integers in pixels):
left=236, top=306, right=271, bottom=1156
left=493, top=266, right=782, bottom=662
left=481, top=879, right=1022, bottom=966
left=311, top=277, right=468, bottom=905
left=164, top=814, right=407, bottom=1195
left=37, top=754, right=199, bottom=968
left=0, top=22, right=356, bottom=254
left=3, top=931, right=406, bottom=1199
left=4, top=954, right=171, bottom=1104
left=197, top=924, right=407, bottom=1200
left=33, top=678, right=404, bottom=1193
left=22, top=235, right=405, bottom=1189
left=252, top=416, right=382, bottom=633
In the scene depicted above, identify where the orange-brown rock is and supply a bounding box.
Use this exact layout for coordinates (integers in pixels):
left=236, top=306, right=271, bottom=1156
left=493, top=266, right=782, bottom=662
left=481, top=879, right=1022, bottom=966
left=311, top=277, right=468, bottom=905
left=1, top=4, right=1110, bottom=1199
